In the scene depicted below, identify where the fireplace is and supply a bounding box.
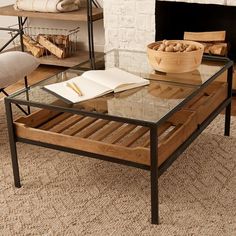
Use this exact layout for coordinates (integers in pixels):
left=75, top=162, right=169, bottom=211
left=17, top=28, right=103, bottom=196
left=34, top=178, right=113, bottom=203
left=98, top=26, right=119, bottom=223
left=155, top=1, right=236, bottom=60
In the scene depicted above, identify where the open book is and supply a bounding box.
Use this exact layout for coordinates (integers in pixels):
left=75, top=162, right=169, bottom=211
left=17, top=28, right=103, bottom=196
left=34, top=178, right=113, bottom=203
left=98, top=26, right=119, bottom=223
left=44, top=68, right=150, bottom=103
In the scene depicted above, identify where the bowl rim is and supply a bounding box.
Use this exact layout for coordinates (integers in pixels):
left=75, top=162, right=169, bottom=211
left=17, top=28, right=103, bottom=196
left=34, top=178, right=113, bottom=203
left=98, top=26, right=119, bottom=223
left=147, top=40, right=204, bottom=53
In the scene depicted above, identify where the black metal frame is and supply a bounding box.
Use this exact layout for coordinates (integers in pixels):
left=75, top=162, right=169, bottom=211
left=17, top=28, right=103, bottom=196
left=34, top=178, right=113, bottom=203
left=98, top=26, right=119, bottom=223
left=0, top=88, right=28, bottom=115
left=0, top=15, right=27, bottom=51
left=4, top=56, right=234, bottom=225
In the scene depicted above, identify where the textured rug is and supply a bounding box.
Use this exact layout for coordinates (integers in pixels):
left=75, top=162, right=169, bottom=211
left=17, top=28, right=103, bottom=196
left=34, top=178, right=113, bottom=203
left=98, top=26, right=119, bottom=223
left=0, top=100, right=236, bottom=236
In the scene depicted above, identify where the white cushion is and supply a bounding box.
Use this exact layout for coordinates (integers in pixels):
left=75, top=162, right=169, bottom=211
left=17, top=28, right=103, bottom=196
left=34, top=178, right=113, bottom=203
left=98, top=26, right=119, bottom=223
left=0, top=51, right=40, bottom=88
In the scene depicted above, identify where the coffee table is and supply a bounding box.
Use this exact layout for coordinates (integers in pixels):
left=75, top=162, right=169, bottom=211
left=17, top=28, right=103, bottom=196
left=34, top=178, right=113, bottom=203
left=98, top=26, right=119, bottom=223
left=4, top=50, right=233, bottom=224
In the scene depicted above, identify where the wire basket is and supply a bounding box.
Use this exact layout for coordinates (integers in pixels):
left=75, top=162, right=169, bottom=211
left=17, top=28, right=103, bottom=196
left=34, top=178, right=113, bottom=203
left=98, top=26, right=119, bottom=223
left=9, top=26, right=80, bottom=58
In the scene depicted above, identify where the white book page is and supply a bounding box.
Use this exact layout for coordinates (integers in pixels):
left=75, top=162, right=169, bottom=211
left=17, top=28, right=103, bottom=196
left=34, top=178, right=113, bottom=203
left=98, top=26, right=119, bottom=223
left=44, top=76, right=111, bottom=103
left=83, top=67, right=149, bottom=91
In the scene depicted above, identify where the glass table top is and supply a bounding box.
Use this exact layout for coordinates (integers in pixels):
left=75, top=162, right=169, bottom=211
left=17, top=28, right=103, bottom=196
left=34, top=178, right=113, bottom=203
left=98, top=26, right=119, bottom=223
left=8, top=50, right=230, bottom=125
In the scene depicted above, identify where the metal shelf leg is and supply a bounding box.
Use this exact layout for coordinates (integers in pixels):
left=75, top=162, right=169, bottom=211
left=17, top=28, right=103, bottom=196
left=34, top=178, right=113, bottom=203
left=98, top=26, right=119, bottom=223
left=87, top=0, right=96, bottom=69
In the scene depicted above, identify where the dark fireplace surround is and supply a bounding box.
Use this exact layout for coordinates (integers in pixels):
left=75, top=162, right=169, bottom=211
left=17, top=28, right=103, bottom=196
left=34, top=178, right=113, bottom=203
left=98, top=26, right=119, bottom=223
left=155, top=1, right=236, bottom=60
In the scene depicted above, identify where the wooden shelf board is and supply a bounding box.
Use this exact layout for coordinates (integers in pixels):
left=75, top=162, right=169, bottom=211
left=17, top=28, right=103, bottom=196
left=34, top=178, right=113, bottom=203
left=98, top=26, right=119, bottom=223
left=5, top=46, right=104, bottom=68
left=0, top=5, right=103, bottom=21
left=37, top=50, right=104, bottom=67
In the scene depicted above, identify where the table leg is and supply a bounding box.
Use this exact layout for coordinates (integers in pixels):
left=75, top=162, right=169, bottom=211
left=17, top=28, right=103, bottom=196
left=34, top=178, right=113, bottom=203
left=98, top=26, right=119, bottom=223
left=150, top=126, right=159, bottom=224
left=224, top=65, right=233, bottom=136
left=4, top=100, right=21, bottom=188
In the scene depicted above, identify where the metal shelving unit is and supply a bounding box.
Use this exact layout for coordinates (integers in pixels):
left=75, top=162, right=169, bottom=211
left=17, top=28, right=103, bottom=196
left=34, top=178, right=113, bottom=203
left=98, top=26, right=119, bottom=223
left=0, top=0, right=103, bottom=69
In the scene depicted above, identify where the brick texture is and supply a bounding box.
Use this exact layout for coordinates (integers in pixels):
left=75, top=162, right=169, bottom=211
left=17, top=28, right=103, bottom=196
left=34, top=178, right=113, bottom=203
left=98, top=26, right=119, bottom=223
left=104, top=0, right=155, bottom=52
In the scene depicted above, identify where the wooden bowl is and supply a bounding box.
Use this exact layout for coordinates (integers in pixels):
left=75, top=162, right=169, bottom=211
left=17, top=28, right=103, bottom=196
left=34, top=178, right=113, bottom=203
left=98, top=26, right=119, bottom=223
left=147, top=40, right=204, bottom=73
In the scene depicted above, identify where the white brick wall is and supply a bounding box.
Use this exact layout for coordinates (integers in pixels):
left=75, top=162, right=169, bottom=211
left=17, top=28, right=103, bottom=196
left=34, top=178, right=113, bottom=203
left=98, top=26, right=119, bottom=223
left=103, top=0, right=156, bottom=52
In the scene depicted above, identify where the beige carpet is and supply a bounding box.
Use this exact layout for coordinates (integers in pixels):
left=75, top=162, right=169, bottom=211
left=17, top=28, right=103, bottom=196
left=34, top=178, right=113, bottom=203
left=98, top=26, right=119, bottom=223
left=0, top=100, right=236, bottom=236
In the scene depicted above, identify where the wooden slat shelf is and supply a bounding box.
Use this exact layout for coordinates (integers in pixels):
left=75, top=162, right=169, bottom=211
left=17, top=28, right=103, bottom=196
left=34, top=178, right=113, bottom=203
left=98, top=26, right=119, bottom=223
left=14, top=109, right=197, bottom=167
left=0, top=5, right=103, bottom=22
left=184, top=81, right=227, bottom=124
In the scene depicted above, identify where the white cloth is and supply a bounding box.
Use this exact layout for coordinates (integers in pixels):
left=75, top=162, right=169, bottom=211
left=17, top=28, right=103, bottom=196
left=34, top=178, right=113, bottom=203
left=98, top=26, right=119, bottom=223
left=14, top=0, right=81, bottom=13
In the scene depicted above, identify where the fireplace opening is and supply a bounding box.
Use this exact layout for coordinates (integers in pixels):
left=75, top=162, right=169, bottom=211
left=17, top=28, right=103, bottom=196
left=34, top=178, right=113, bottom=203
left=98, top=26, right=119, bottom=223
left=155, top=1, right=236, bottom=60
